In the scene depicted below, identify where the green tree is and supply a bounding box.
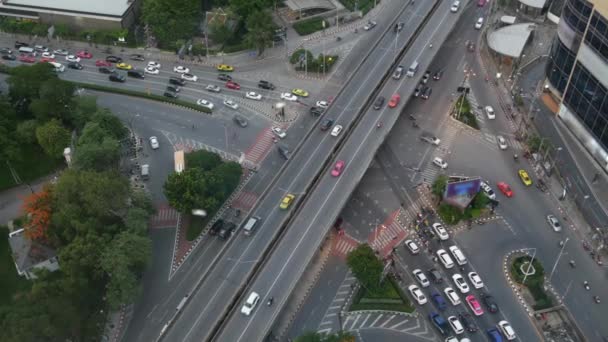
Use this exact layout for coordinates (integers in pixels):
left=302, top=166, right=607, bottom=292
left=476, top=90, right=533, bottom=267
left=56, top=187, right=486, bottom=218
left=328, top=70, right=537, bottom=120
left=243, top=10, right=274, bottom=56
left=213, top=161, right=242, bottom=193
left=15, top=119, right=38, bottom=144
left=229, top=0, right=273, bottom=18
left=0, top=101, right=20, bottom=163
left=71, top=95, right=98, bottom=130
left=432, top=175, right=448, bottom=197
left=346, top=244, right=383, bottom=292
left=142, top=0, right=202, bottom=48
left=472, top=191, right=489, bottom=209
left=209, top=22, right=234, bottom=49
left=7, top=63, right=56, bottom=115
left=90, top=108, right=128, bottom=140
left=295, top=331, right=355, bottom=342
left=73, top=138, right=121, bottom=171
left=35, top=119, right=71, bottom=158
left=163, top=167, right=206, bottom=213
left=186, top=149, right=222, bottom=171
left=29, top=78, right=76, bottom=123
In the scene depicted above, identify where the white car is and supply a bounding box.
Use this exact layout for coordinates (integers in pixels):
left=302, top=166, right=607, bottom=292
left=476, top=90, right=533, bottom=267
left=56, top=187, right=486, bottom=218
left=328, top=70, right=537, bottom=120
left=547, top=214, right=562, bottom=232
left=480, top=181, right=496, bottom=200
left=408, top=284, right=427, bottom=305
left=432, top=223, right=449, bottom=240
left=497, top=320, right=516, bottom=340
left=452, top=274, right=470, bottom=294
left=404, top=239, right=420, bottom=254
left=421, top=135, right=441, bottom=145
left=41, top=52, right=55, bottom=59
left=468, top=272, right=484, bottom=289
left=173, top=66, right=190, bottom=73
left=223, top=99, right=239, bottom=109
left=181, top=73, right=198, bottom=82
left=437, top=249, right=455, bottom=269
left=144, top=66, right=159, bottom=75
left=485, top=106, right=495, bottom=119
left=444, top=287, right=461, bottom=305
left=66, top=55, right=80, bottom=63
left=53, top=49, right=69, bottom=56
left=246, top=91, right=263, bottom=101
left=475, top=17, right=484, bottom=29
left=240, top=292, right=260, bottom=316
left=433, top=157, right=448, bottom=169
left=363, top=20, right=377, bottom=31
left=330, top=125, right=343, bottom=137
left=206, top=84, right=221, bottom=93
left=497, top=135, right=508, bottom=150
left=196, top=99, right=214, bottom=110
left=413, top=269, right=430, bottom=287
left=450, top=1, right=460, bottom=12
left=280, top=92, right=298, bottom=101
left=147, top=61, right=161, bottom=69
left=149, top=136, right=159, bottom=150
left=448, top=316, right=464, bottom=335
left=316, top=100, right=329, bottom=108
left=272, top=126, right=286, bottom=139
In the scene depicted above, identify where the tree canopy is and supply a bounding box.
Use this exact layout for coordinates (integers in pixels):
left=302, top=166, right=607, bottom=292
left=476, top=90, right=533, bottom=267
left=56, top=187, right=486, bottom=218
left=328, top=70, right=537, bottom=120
left=142, top=0, right=202, bottom=48
left=346, top=244, right=383, bottom=293
left=244, top=10, right=274, bottom=56
left=295, top=331, right=355, bottom=342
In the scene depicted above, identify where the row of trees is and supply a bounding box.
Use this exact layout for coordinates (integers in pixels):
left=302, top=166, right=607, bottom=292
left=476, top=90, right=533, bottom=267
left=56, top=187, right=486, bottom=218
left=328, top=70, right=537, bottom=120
left=0, top=63, right=153, bottom=341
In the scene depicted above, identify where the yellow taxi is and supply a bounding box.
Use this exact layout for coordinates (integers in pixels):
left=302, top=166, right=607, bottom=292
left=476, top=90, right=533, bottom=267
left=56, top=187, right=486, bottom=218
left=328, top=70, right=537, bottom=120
left=292, top=88, right=309, bottom=97
left=280, top=194, right=295, bottom=209
left=217, top=64, right=234, bottom=72
left=116, top=62, right=133, bottom=70
left=518, top=169, right=533, bottom=186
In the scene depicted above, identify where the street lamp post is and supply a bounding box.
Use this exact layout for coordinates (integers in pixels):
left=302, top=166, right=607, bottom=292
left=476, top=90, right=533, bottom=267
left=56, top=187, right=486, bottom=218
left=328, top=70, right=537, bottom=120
left=522, top=248, right=537, bottom=285
left=550, top=147, right=563, bottom=171
left=549, top=237, right=569, bottom=283
left=322, top=20, right=326, bottom=78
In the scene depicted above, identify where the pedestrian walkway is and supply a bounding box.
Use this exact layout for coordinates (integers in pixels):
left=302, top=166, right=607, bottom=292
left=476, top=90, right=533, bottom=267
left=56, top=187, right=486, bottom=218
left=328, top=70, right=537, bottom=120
left=231, top=191, right=259, bottom=211
left=316, top=272, right=357, bottom=335
left=368, top=209, right=408, bottom=258
left=160, top=131, right=242, bottom=162
left=149, top=203, right=179, bottom=228
left=244, top=125, right=288, bottom=165
left=342, top=313, right=432, bottom=339
left=331, top=231, right=360, bottom=258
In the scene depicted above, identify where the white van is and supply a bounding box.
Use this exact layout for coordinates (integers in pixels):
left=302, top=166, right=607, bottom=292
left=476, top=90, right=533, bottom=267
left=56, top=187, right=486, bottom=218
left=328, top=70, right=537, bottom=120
left=406, top=61, right=419, bottom=77
left=448, top=246, right=467, bottom=265
left=18, top=46, right=34, bottom=54
left=243, top=216, right=261, bottom=236
left=49, top=62, right=65, bottom=73
left=141, top=164, right=149, bottom=180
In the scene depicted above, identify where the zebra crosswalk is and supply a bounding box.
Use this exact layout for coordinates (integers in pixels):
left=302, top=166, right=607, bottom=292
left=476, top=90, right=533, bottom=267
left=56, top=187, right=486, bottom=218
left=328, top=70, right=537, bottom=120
left=341, top=312, right=433, bottom=339
left=231, top=191, right=258, bottom=211
left=149, top=203, right=179, bottom=228
left=244, top=124, right=289, bottom=165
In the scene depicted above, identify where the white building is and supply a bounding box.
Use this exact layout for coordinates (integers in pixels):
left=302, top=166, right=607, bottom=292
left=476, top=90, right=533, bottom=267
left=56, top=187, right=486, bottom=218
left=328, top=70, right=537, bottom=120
left=8, top=228, right=60, bottom=279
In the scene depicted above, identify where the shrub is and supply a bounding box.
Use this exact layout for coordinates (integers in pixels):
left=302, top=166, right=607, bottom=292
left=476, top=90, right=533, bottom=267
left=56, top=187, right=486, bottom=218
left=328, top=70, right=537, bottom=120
left=438, top=203, right=463, bottom=225
left=290, top=49, right=338, bottom=73
left=293, top=17, right=328, bottom=36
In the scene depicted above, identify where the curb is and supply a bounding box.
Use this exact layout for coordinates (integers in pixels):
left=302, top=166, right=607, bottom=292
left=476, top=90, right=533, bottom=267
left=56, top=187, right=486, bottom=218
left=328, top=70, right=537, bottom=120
left=503, top=250, right=534, bottom=316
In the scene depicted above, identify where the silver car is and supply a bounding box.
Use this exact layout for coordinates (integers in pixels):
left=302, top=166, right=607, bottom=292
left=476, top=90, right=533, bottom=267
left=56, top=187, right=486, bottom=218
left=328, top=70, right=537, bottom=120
left=546, top=214, right=561, bottom=232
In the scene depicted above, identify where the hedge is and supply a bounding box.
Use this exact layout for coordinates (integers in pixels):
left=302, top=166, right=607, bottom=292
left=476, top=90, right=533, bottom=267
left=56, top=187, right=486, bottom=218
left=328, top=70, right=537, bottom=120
left=350, top=276, right=414, bottom=313
left=293, top=18, right=328, bottom=36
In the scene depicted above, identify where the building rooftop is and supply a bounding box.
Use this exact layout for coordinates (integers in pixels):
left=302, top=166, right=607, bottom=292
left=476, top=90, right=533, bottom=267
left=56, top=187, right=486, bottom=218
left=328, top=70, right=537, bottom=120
left=284, top=0, right=336, bottom=12
left=487, top=23, right=536, bottom=58
left=518, top=0, right=548, bottom=9
left=8, top=228, right=57, bottom=273
left=1, top=0, right=133, bottom=17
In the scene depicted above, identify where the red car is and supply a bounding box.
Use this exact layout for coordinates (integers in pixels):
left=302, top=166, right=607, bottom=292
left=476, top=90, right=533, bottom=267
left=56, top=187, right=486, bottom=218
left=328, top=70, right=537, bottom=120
left=76, top=51, right=93, bottom=59
left=19, top=54, right=36, bottom=63
left=331, top=160, right=345, bottom=177
left=95, top=60, right=112, bottom=67
left=477, top=0, right=486, bottom=6
left=466, top=295, right=484, bottom=316
left=497, top=182, right=513, bottom=197
left=39, top=57, right=55, bottom=63
left=226, top=81, right=241, bottom=90
left=388, top=94, right=401, bottom=108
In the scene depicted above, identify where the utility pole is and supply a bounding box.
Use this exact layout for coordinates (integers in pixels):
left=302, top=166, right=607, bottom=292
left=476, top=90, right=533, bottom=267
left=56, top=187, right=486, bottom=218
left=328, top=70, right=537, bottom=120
left=549, top=237, right=569, bottom=283
left=522, top=248, right=537, bottom=285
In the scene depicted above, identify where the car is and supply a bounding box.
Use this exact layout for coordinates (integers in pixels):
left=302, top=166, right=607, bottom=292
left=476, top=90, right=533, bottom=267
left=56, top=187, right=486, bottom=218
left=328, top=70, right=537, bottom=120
left=428, top=268, right=443, bottom=283
left=497, top=182, right=513, bottom=197
left=388, top=94, right=401, bottom=108
left=413, top=269, right=430, bottom=287
left=447, top=316, right=464, bottom=335
left=166, top=85, right=180, bottom=93
left=421, top=135, right=441, bottom=145
left=433, top=157, right=448, bottom=169
left=518, top=169, right=533, bottom=186
left=497, top=135, right=508, bottom=150
left=76, top=51, right=92, bottom=59
left=395, top=22, right=404, bottom=32
left=181, top=73, right=198, bottom=82
left=53, top=49, right=69, bottom=56
left=331, top=160, right=345, bottom=177
left=33, top=45, right=48, bottom=52
left=66, top=55, right=82, bottom=63
left=487, top=328, right=503, bottom=341
left=205, top=84, right=221, bottom=93
left=547, top=214, right=562, bottom=232
left=431, top=290, right=447, bottom=310
left=445, top=337, right=459, bottom=342
left=149, top=136, right=159, bottom=149
left=68, top=62, right=83, bottom=70
left=281, top=93, right=298, bottom=101
left=41, top=52, right=55, bottom=59
left=99, top=67, right=115, bottom=74
left=414, top=84, right=424, bottom=97
left=145, top=66, right=160, bottom=74
left=147, top=61, right=161, bottom=69
left=433, top=70, right=444, bottom=80
left=39, top=57, right=55, bottom=63
left=482, top=293, right=499, bottom=313
left=1, top=54, right=16, bottom=60
left=485, top=106, right=496, bottom=119
left=116, top=63, right=133, bottom=70
left=408, top=284, right=427, bottom=305
left=392, top=65, right=404, bottom=79
left=280, top=194, right=295, bottom=209
left=278, top=144, right=290, bottom=160
left=19, top=55, right=36, bottom=63
left=164, top=91, right=178, bottom=98
left=130, top=54, right=145, bottom=61
left=272, top=126, right=287, bottom=138
left=330, top=125, right=343, bottom=137
left=429, top=312, right=448, bottom=335
left=466, top=295, right=483, bottom=316
left=233, top=115, right=248, bottom=127
left=497, top=320, right=516, bottom=340
left=363, top=20, right=377, bottom=31
left=246, top=91, right=263, bottom=100
left=421, top=87, right=433, bottom=99
left=432, top=223, right=449, bottom=240
left=468, top=272, right=484, bottom=289
left=218, top=73, right=232, bottom=81
left=196, top=99, right=214, bottom=110
left=459, top=312, right=478, bottom=333
left=373, top=96, right=385, bottom=110
left=218, top=222, right=236, bottom=239
left=480, top=181, right=496, bottom=200
left=217, top=64, right=234, bottom=71
left=475, top=17, right=484, bottom=29
left=292, top=88, right=309, bottom=97
left=173, top=66, right=190, bottom=73
left=450, top=1, right=461, bottom=12
left=404, top=240, right=420, bottom=254
left=452, top=274, right=470, bottom=294
left=96, top=59, right=112, bottom=67
left=437, top=249, right=455, bottom=269
left=226, top=81, right=241, bottom=90
left=0, top=47, right=11, bottom=55
left=105, top=55, right=122, bottom=63
left=422, top=70, right=431, bottom=84
left=240, top=292, right=260, bottom=316
left=169, top=77, right=186, bottom=86
left=316, top=100, right=329, bottom=108
left=209, top=219, right=224, bottom=235
left=258, top=80, right=275, bottom=90
left=320, top=119, right=334, bottom=131
left=310, top=106, right=324, bottom=116
left=14, top=41, right=28, bottom=48
left=224, top=99, right=239, bottom=109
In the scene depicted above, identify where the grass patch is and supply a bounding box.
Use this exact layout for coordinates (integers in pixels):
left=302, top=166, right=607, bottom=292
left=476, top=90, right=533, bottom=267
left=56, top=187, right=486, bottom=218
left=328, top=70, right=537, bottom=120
left=0, top=226, right=31, bottom=307
left=339, top=0, right=379, bottom=14
left=184, top=213, right=212, bottom=241
left=350, top=276, right=414, bottom=313
left=454, top=95, right=479, bottom=129
left=293, top=17, right=328, bottom=36
left=510, top=256, right=554, bottom=310
left=0, top=144, right=64, bottom=191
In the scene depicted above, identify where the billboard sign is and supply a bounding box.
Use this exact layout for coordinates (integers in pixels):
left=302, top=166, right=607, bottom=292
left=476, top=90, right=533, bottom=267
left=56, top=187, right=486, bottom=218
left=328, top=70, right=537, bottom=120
left=444, top=177, right=482, bottom=209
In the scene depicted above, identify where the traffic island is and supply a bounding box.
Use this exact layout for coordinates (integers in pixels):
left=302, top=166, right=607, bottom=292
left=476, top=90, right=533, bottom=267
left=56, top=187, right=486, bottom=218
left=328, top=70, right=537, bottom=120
left=452, top=95, right=480, bottom=130
left=509, top=255, right=554, bottom=311
left=348, top=276, right=414, bottom=313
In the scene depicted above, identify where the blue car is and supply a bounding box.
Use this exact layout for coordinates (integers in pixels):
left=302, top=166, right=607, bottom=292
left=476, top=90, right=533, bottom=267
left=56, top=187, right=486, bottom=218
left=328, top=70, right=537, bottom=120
left=487, top=328, right=504, bottom=342
left=431, top=290, right=447, bottom=310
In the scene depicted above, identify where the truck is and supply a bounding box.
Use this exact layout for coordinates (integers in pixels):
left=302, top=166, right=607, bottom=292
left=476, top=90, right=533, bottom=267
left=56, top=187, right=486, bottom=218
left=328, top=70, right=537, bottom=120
left=429, top=312, right=449, bottom=335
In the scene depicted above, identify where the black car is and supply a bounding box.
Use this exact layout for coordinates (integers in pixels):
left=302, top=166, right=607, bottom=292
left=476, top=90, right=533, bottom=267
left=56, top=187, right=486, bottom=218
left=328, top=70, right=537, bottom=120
left=166, top=85, right=180, bottom=93
left=482, top=293, right=499, bottom=313
left=164, top=91, right=178, bottom=98
left=373, top=96, right=385, bottom=110
left=258, top=80, right=275, bottom=90
left=0, top=47, right=12, bottom=54
left=278, top=144, right=290, bottom=160
left=421, top=70, right=431, bottom=83
left=421, top=87, right=433, bottom=100
left=99, top=67, right=115, bottom=74
left=458, top=313, right=478, bottom=333
left=169, top=77, right=186, bottom=86
left=106, top=55, right=122, bottom=63
left=394, top=22, right=404, bottom=33
left=233, top=114, right=248, bottom=127
left=14, top=41, right=28, bottom=48
left=320, top=118, right=334, bottom=131
left=209, top=219, right=224, bottom=236
left=130, top=54, right=145, bottom=61
left=433, top=70, right=443, bottom=80
left=310, top=106, right=324, bottom=117
left=2, top=54, right=16, bottom=61
left=127, top=69, right=145, bottom=79
left=218, top=222, right=236, bottom=239
left=68, top=62, right=83, bottom=70
left=428, top=268, right=443, bottom=283
left=218, top=73, right=232, bottom=81
left=414, top=84, right=424, bottom=97
left=109, top=73, right=126, bottom=82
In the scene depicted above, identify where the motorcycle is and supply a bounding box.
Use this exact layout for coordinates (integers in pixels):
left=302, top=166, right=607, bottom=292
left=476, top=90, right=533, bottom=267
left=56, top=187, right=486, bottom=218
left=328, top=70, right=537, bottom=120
left=412, top=122, right=419, bottom=128
left=594, top=296, right=601, bottom=304
left=583, top=241, right=591, bottom=251
left=336, top=36, right=342, bottom=42
left=267, top=297, right=274, bottom=306
left=569, top=260, right=576, bottom=268
left=584, top=281, right=590, bottom=291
